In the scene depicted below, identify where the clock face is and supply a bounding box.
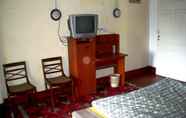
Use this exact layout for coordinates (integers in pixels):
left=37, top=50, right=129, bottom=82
left=113, top=8, right=121, bottom=18
left=50, top=9, right=62, bottom=21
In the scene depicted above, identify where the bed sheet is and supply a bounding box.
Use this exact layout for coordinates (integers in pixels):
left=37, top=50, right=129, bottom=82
left=92, top=78, right=186, bottom=118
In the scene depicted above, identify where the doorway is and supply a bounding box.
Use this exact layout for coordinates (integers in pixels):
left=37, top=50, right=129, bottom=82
left=149, top=0, right=186, bottom=81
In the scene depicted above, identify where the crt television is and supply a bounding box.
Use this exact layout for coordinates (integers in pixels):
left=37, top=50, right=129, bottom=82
left=68, top=14, right=98, bottom=38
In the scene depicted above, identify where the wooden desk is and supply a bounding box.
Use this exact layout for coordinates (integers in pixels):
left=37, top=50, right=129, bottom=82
left=96, top=53, right=127, bottom=86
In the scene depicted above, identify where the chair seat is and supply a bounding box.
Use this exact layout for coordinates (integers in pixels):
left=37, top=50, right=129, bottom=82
left=9, top=83, right=35, bottom=94
left=46, top=76, right=72, bottom=86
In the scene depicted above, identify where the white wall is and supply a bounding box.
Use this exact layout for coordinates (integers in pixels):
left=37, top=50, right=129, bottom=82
left=0, top=0, right=149, bottom=98
left=124, top=1, right=149, bottom=70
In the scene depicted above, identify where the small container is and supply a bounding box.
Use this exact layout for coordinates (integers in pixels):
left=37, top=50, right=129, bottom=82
left=110, top=74, right=120, bottom=88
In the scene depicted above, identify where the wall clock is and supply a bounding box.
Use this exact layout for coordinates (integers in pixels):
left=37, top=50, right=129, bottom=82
left=50, top=8, right=62, bottom=21
left=113, top=8, right=121, bottom=18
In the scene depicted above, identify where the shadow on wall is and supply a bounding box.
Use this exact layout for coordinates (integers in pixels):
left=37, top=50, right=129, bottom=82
left=0, top=35, right=7, bottom=101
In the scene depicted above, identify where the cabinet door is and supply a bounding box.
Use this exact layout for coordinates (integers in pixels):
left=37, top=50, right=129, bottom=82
left=77, top=40, right=96, bottom=96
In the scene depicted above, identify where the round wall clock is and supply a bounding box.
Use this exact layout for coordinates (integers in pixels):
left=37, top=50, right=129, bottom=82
left=113, top=8, right=121, bottom=18
left=50, top=8, right=62, bottom=21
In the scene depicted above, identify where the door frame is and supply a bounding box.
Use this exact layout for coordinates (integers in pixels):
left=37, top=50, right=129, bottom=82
left=148, top=0, right=158, bottom=68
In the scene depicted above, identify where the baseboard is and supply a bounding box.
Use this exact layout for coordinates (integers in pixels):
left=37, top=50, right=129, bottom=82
left=126, top=66, right=156, bottom=80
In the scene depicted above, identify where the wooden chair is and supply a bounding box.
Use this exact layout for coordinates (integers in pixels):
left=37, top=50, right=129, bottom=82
left=3, top=61, right=36, bottom=97
left=41, top=56, right=73, bottom=111
left=3, top=61, right=36, bottom=117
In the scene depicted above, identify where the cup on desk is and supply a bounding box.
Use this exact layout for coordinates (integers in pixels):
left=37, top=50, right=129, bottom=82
left=110, top=73, right=120, bottom=88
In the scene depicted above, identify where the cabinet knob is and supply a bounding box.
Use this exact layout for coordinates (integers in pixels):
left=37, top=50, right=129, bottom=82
left=82, top=56, right=91, bottom=64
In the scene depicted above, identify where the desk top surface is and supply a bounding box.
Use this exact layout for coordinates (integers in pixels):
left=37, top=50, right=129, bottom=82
left=96, top=53, right=128, bottom=61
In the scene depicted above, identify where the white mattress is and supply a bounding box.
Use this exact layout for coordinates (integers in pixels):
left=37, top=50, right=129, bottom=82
left=72, top=108, right=100, bottom=118
left=92, top=78, right=186, bottom=118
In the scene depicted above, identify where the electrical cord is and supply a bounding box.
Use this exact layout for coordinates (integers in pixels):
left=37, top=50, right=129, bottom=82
left=55, top=0, right=57, bottom=8
left=57, top=19, right=68, bottom=46
left=53, top=0, right=67, bottom=46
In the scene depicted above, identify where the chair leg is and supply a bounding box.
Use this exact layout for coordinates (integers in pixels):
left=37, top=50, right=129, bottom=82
left=45, top=82, right=48, bottom=90
left=71, top=82, right=75, bottom=102
left=29, top=89, right=37, bottom=107
left=50, top=88, right=55, bottom=112
left=9, top=97, right=19, bottom=118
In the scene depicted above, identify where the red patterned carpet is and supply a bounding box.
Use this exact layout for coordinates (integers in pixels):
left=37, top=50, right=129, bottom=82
left=6, top=84, right=138, bottom=118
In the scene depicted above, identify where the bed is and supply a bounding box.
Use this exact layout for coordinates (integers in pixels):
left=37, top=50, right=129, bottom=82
left=72, top=78, right=186, bottom=118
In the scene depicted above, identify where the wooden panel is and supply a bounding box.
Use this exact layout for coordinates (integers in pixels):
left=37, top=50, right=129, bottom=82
left=68, top=38, right=96, bottom=97
left=77, top=39, right=96, bottom=96
left=96, top=34, right=119, bottom=57
left=96, top=44, right=113, bottom=56
left=126, top=66, right=156, bottom=80
left=68, top=39, right=79, bottom=79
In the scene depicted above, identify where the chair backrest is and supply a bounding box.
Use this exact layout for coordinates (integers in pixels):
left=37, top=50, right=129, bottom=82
left=3, top=61, right=30, bottom=93
left=41, top=56, right=65, bottom=80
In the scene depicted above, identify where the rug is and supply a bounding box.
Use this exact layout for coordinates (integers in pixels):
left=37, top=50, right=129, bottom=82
left=6, top=83, right=138, bottom=118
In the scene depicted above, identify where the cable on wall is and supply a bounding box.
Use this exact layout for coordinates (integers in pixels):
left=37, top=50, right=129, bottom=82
left=50, top=0, right=67, bottom=46
left=57, top=20, right=68, bottom=46
left=55, top=0, right=57, bottom=8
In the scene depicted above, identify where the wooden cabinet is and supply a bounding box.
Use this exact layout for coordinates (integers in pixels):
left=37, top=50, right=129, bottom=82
left=68, top=34, right=126, bottom=98
left=68, top=38, right=96, bottom=97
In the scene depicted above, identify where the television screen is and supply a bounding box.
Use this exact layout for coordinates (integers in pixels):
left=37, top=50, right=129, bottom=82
left=76, top=16, right=95, bottom=33
left=68, top=14, right=98, bottom=38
